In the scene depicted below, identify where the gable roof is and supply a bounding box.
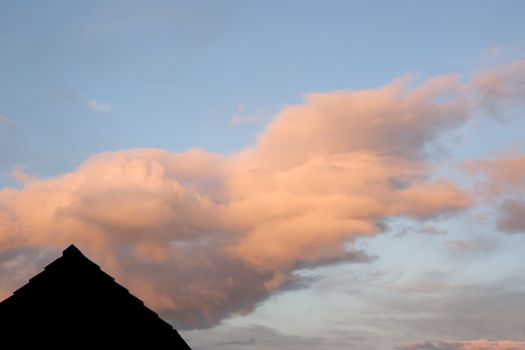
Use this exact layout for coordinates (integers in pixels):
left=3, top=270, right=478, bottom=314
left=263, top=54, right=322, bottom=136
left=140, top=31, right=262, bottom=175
left=0, top=245, right=192, bottom=348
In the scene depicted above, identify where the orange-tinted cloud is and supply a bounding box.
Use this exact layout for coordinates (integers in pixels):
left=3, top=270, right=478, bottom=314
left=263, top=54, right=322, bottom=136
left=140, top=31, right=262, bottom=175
left=397, top=339, right=525, bottom=350
left=471, top=60, right=525, bottom=113
left=1, top=61, right=524, bottom=328
left=464, top=156, right=525, bottom=197
left=464, top=155, right=525, bottom=234
left=497, top=199, right=525, bottom=234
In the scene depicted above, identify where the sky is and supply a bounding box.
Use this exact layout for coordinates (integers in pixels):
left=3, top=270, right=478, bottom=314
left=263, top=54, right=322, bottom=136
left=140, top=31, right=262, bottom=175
left=1, top=1, right=525, bottom=349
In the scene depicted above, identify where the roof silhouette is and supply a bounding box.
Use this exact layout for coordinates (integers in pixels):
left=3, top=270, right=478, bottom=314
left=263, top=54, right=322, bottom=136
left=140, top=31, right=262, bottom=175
left=0, top=244, right=192, bottom=348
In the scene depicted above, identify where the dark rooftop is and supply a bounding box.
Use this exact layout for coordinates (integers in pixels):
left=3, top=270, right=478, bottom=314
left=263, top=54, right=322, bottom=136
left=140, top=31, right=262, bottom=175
left=0, top=244, right=192, bottom=348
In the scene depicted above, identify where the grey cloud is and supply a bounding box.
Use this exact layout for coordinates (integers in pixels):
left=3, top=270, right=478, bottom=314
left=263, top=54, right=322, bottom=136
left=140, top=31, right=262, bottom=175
left=445, top=235, right=500, bottom=258
left=471, top=60, right=525, bottom=114
left=497, top=199, right=525, bottom=234
left=366, top=279, right=525, bottom=341
left=184, top=325, right=325, bottom=350
left=217, top=336, right=256, bottom=346
left=396, top=341, right=460, bottom=350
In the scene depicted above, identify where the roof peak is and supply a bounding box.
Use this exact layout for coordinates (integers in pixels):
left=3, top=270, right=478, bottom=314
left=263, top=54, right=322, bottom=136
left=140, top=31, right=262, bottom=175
left=62, top=244, right=84, bottom=258
left=0, top=244, right=190, bottom=348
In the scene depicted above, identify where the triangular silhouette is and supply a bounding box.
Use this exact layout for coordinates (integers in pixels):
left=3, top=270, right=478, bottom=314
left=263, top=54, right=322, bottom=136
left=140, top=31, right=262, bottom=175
left=0, top=245, right=192, bottom=348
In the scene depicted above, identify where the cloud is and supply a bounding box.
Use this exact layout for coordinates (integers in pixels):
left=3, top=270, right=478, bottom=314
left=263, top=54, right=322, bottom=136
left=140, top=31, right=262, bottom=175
left=186, top=325, right=325, bottom=350
left=1, top=61, right=524, bottom=329
left=10, top=164, right=35, bottom=185
left=464, top=156, right=525, bottom=197
left=396, top=339, right=525, bottom=350
left=240, top=74, right=471, bottom=165
left=470, top=60, right=525, bottom=114
left=420, top=226, right=448, bottom=236
left=497, top=199, right=525, bottom=234
left=85, top=100, right=112, bottom=113
left=231, top=106, right=273, bottom=126
left=217, top=336, right=256, bottom=346
left=446, top=239, right=477, bottom=253
left=445, top=235, right=499, bottom=257
left=0, top=114, right=11, bottom=124
left=55, top=89, right=112, bottom=114
left=463, top=155, right=525, bottom=234
left=300, top=264, right=525, bottom=349
left=366, top=277, right=525, bottom=344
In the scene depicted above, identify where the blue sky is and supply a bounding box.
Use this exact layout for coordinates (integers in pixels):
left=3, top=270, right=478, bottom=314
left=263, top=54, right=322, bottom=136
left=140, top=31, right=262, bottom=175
left=1, top=1, right=525, bottom=350
left=2, top=0, right=524, bottom=182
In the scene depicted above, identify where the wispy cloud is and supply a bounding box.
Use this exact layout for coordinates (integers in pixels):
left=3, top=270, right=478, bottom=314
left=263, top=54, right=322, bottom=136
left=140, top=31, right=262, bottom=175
left=497, top=198, right=525, bottom=234
left=396, top=339, right=525, bottom=350
left=187, top=325, right=324, bottom=350
left=85, top=99, right=112, bottom=113
left=470, top=59, right=525, bottom=114
left=55, top=89, right=112, bottom=114
left=231, top=106, right=273, bottom=126
left=0, top=114, right=12, bottom=125
left=217, top=336, right=256, bottom=346
left=445, top=236, right=499, bottom=257
left=10, top=164, right=34, bottom=184
left=369, top=276, right=525, bottom=345
left=464, top=155, right=525, bottom=234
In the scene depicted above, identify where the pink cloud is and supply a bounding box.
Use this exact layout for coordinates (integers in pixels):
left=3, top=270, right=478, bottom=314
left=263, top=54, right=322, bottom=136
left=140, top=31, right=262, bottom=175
left=497, top=199, right=525, bottom=234
left=464, top=156, right=525, bottom=197
left=397, top=339, right=525, bottom=350
left=1, top=61, right=524, bottom=328
left=464, top=155, right=525, bottom=234
left=447, top=239, right=472, bottom=252
left=471, top=60, right=525, bottom=113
